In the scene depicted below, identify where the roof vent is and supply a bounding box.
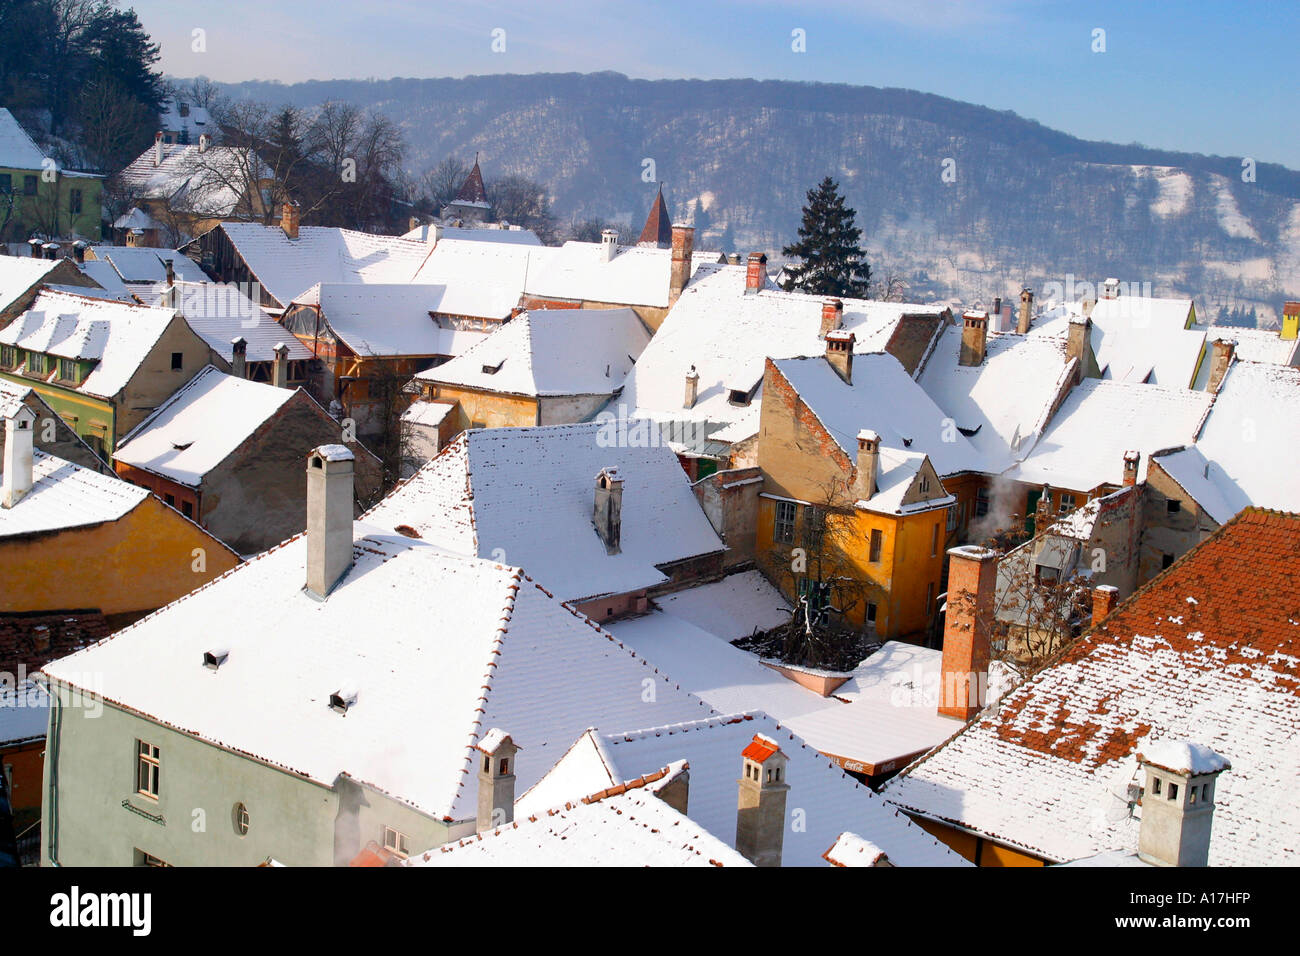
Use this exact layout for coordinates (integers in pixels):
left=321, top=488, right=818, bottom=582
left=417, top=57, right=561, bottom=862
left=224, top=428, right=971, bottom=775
left=203, top=647, right=230, bottom=670
left=330, top=683, right=358, bottom=714
left=172, top=440, right=193, bottom=451
left=481, top=358, right=505, bottom=375
left=394, top=524, right=421, bottom=539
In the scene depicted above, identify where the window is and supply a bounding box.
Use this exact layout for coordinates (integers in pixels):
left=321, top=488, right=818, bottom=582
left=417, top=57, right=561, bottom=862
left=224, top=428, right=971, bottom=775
left=181, top=500, right=194, bottom=519
left=1152, top=778, right=1162, bottom=796
left=233, top=802, right=250, bottom=836
left=975, top=487, right=990, bottom=517
left=27, top=353, right=45, bottom=375
left=382, top=826, right=409, bottom=859
left=171, top=352, right=183, bottom=370
left=1167, top=499, right=1182, bottom=514
left=164, top=493, right=175, bottom=507
left=1168, top=782, right=1179, bottom=801
left=136, top=740, right=160, bottom=799
left=774, top=501, right=796, bottom=545
left=1161, top=553, right=1175, bottom=570
left=946, top=504, right=958, bottom=532
left=869, top=528, right=883, bottom=563
left=0, top=345, right=14, bottom=368
left=58, top=358, right=77, bottom=382
left=866, top=602, right=877, bottom=624
left=804, top=506, right=826, bottom=550
left=0, top=173, right=11, bottom=193
left=69, top=188, right=82, bottom=215
left=1059, top=493, right=1077, bottom=514
left=1202, top=783, right=1210, bottom=801
left=930, top=523, right=940, bottom=557
left=23, top=175, right=37, bottom=196
left=919, top=473, right=930, bottom=493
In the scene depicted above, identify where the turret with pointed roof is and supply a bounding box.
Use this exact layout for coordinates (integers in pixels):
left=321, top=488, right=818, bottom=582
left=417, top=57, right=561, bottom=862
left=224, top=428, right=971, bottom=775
left=637, top=184, right=672, bottom=248
left=442, top=154, right=492, bottom=223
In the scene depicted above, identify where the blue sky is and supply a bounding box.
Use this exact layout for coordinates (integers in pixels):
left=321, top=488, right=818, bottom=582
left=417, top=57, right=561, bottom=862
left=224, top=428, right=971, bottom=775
left=131, top=0, right=1298, bottom=167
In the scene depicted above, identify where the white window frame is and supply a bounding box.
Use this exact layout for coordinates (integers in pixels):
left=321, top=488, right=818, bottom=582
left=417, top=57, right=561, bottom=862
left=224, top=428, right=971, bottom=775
left=382, top=825, right=410, bottom=859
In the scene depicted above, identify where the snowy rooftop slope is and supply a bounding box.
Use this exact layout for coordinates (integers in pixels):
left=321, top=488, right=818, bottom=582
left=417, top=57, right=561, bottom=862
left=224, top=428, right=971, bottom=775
left=408, top=239, right=554, bottom=318
left=0, top=108, right=47, bottom=169
left=158, top=97, right=212, bottom=140
left=524, top=240, right=718, bottom=309
left=412, top=783, right=751, bottom=867
left=215, top=223, right=431, bottom=307
left=519, top=714, right=968, bottom=867
left=113, top=366, right=297, bottom=486
left=884, top=509, right=1300, bottom=866
left=147, top=281, right=312, bottom=363
left=1155, top=362, right=1300, bottom=523
left=1035, top=297, right=1204, bottom=388
left=403, top=222, right=541, bottom=246
left=116, top=143, right=262, bottom=217
left=400, top=400, right=454, bottom=428
left=0, top=680, right=47, bottom=746
left=77, top=260, right=132, bottom=298
left=824, top=832, right=890, bottom=866
left=414, top=309, right=650, bottom=397
left=0, top=290, right=178, bottom=400
left=41, top=527, right=715, bottom=822
left=0, top=257, right=60, bottom=312
left=1199, top=326, right=1300, bottom=377
left=1012, top=379, right=1213, bottom=490
left=773, top=354, right=986, bottom=480
left=652, top=570, right=790, bottom=640
left=917, top=326, right=1073, bottom=473
left=365, top=422, right=726, bottom=604
left=311, top=283, right=487, bottom=357
left=89, top=247, right=207, bottom=285
left=616, top=264, right=943, bottom=441
left=0, top=450, right=147, bottom=539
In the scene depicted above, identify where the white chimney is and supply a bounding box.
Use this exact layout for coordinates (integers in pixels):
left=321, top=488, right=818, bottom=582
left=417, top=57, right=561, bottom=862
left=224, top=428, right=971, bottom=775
left=1102, top=277, right=1121, bottom=301
left=198, top=133, right=211, bottom=153
left=153, top=131, right=164, bottom=167
left=736, top=734, right=789, bottom=867
left=272, top=342, right=289, bottom=389
left=305, top=445, right=355, bottom=598
left=592, top=466, right=623, bottom=555
left=1136, top=740, right=1230, bottom=867
left=2, top=405, right=37, bottom=509
left=684, top=365, right=699, bottom=409
left=600, top=229, right=618, bottom=263
left=475, top=729, right=520, bottom=833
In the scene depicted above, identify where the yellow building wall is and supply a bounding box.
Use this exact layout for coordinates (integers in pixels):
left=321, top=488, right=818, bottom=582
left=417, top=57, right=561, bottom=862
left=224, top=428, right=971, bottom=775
left=0, top=496, right=239, bottom=616
left=426, top=385, right=539, bottom=430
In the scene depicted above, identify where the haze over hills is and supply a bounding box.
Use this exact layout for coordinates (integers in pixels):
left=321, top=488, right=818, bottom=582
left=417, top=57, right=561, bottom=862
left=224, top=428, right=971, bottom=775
left=211, top=72, right=1300, bottom=321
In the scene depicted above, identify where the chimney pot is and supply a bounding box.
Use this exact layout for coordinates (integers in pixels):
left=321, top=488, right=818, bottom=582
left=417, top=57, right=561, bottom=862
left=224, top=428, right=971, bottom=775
left=272, top=342, right=289, bottom=389
left=1136, top=740, right=1230, bottom=867
left=683, top=364, right=700, bottom=409
left=824, top=329, right=855, bottom=384
left=1102, top=278, right=1120, bottom=300
left=153, top=131, right=164, bottom=167
left=669, top=224, right=694, bottom=306
left=230, top=336, right=248, bottom=379
left=599, top=229, right=618, bottom=263
left=959, top=310, right=989, bottom=366
left=820, top=298, right=844, bottom=338
left=735, top=734, right=789, bottom=867
left=1123, top=450, right=1141, bottom=487
left=2, top=406, right=37, bottom=509
left=1281, top=301, right=1300, bottom=341
left=1207, top=338, right=1235, bottom=394
left=1066, top=315, right=1092, bottom=381
left=198, top=133, right=211, bottom=153
left=1018, top=288, right=1034, bottom=334
left=939, top=545, right=998, bottom=720
left=281, top=201, right=300, bottom=240
left=476, top=729, right=520, bottom=833
left=1091, top=584, right=1120, bottom=628
left=854, top=429, right=880, bottom=500
left=305, top=445, right=354, bottom=598
left=593, top=466, right=623, bottom=555
left=744, top=252, right=767, bottom=294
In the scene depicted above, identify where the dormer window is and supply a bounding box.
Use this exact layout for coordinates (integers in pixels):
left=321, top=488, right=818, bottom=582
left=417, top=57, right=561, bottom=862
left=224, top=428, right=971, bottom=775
left=0, top=345, right=14, bottom=368
left=481, top=358, right=505, bottom=375
left=728, top=389, right=749, bottom=406
left=57, top=358, right=79, bottom=382
left=330, top=684, right=358, bottom=714
left=203, top=647, right=229, bottom=670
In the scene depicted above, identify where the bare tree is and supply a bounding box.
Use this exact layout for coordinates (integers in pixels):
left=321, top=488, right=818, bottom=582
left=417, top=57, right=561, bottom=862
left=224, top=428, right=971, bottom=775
left=419, top=155, right=469, bottom=214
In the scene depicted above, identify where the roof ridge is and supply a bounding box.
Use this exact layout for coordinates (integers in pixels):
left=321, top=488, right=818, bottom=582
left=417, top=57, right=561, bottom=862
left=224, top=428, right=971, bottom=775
left=579, top=760, right=688, bottom=805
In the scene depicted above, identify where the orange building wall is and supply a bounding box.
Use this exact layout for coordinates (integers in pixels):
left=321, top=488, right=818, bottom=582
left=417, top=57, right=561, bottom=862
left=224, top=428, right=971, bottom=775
left=913, top=816, right=1048, bottom=867
left=2, top=739, right=44, bottom=828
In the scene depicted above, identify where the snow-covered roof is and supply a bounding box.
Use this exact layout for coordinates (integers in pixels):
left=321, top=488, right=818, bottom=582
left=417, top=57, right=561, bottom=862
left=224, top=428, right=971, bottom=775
left=115, top=142, right=263, bottom=217
left=917, top=326, right=1073, bottom=473
left=0, top=256, right=61, bottom=312
left=1200, top=326, right=1300, bottom=372
left=400, top=400, right=454, bottom=428
left=214, top=223, right=432, bottom=308
left=1035, top=297, right=1204, bottom=388
left=650, top=569, right=791, bottom=641
left=158, top=97, right=213, bottom=139
left=518, top=713, right=968, bottom=867
left=363, top=422, right=726, bottom=604
left=113, top=366, right=298, bottom=486
left=0, top=290, right=180, bottom=400
left=142, top=280, right=311, bottom=363
left=1011, top=379, right=1213, bottom=491
left=0, top=449, right=148, bottom=539
left=302, top=283, right=486, bottom=358
left=772, top=354, right=986, bottom=485
left=77, top=259, right=133, bottom=298
left=0, top=108, right=47, bottom=169
left=884, top=508, right=1300, bottom=866
left=1155, top=362, right=1300, bottom=523
left=414, top=309, right=649, bottom=398
left=411, top=780, right=750, bottom=867
left=113, top=207, right=168, bottom=232
left=408, top=238, right=554, bottom=318
left=615, top=264, right=944, bottom=446
left=523, top=240, right=719, bottom=309
left=87, top=247, right=208, bottom=285
left=41, top=524, right=716, bottom=822
left=402, top=222, right=541, bottom=246
left=824, top=832, right=890, bottom=866
left=0, top=679, right=47, bottom=747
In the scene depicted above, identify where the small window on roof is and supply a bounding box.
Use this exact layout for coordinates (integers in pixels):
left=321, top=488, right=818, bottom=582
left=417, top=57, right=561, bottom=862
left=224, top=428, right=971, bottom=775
left=203, top=648, right=229, bottom=670
left=330, top=685, right=358, bottom=714
left=728, top=388, right=750, bottom=406
left=481, top=358, right=505, bottom=375
left=171, top=352, right=183, bottom=370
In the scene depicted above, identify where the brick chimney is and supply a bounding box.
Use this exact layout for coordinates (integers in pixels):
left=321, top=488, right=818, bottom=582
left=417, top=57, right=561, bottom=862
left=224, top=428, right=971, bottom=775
left=281, top=200, right=300, bottom=240
left=72, top=239, right=87, bottom=264
left=1207, top=338, right=1235, bottom=394
left=853, top=429, right=880, bottom=500
left=26, top=238, right=41, bottom=258
left=2, top=405, right=36, bottom=509
left=599, top=229, right=618, bottom=264
left=939, top=545, right=998, bottom=721
left=1123, top=450, right=1140, bottom=487
left=305, top=445, right=354, bottom=598
left=1017, top=288, right=1034, bottom=334
left=475, top=729, right=519, bottom=832
left=745, top=252, right=767, bottom=295
left=1066, top=315, right=1092, bottom=379
left=683, top=365, right=699, bottom=409
left=1091, top=584, right=1120, bottom=627
left=1136, top=740, right=1230, bottom=867
left=272, top=342, right=289, bottom=388
left=669, top=224, right=694, bottom=306
left=959, top=310, right=989, bottom=366
left=153, top=131, right=164, bottom=167
left=1101, top=277, right=1120, bottom=301
left=1282, top=301, right=1300, bottom=341
left=230, top=336, right=247, bottom=379
left=825, top=329, right=855, bottom=384
left=592, top=466, right=623, bottom=555
left=735, top=734, right=789, bottom=867
left=820, top=298, right=844, bottom=338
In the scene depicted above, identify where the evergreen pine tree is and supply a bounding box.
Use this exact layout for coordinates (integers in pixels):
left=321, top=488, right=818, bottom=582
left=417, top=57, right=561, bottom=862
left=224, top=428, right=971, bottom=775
left=781, top=176, right=872, bottom=297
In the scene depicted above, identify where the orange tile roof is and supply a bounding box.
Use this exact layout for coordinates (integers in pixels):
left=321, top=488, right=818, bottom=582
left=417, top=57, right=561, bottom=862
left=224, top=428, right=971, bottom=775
left=742, top=734, right=781, bottom=763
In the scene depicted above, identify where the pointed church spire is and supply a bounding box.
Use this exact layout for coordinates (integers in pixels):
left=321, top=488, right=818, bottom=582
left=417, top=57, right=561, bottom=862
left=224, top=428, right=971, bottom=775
left=636, top=183, right=672, bottom=248
left=454, top=154, right=489, bottom=205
